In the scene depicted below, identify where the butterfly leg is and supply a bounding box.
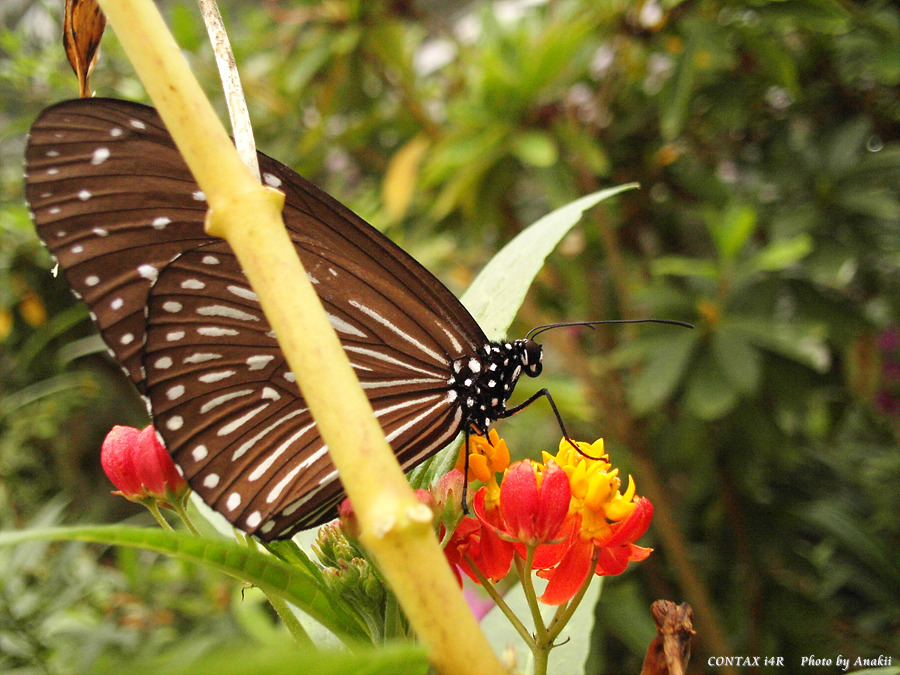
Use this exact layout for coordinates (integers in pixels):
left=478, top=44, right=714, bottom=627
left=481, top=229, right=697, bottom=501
left=458, top=426, right=473, bottom=515
left=500, top=389, right=601, bottom=460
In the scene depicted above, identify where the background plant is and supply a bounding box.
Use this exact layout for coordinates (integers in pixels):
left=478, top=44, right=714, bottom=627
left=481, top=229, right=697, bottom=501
left=2, top=0, right=899, bottom=673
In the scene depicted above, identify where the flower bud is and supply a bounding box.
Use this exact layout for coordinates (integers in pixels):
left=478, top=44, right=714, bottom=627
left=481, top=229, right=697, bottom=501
left=101, top=425, right=187, bottom=502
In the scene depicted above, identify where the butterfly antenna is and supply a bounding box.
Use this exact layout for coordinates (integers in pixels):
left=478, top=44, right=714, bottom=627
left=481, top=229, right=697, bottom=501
left=526, top=318, right=694, bottom=341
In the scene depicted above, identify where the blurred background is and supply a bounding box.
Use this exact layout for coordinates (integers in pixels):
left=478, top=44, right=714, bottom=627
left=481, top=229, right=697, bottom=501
left=1, top=1, right=898, bottom=673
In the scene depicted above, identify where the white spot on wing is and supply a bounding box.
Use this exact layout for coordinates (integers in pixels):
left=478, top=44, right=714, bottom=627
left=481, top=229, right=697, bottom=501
left=166, top=415, right=183, bottom=431
left=197, top=305, right=258, bottom=321
left=227, top=285, right=258, bottom=302
left=198, top=326, right=239, bottom=337
left=262, top=172, right=282, bottom=188
left=327, top=313, right=366, bottom=338
left=217, top=403, right=269, bottom=436
left=203, top=473, right=220, bottom=488
left=181, top=279, right=206, bottom=290
left=184, top=352, right=221, bottom=364
left=90, top=147, right=110, bottom=165
left=163, top=301, right=183, bottom=313
left=200, top=389, right=254, bottom=413
left=152, top=217, right=171, bottom=229
left=246, top=355, right=274, bottom=371
left=231, top=409, right=306, bottom=460
left=192, top=445, right=208, bottom=461
left=199, top=370, right=235, bottom=383
left=348, top=300, right=447, bottom=365
left=78, top=190, right=92, bottom=201
left=138, top=264, right=158, bottom=282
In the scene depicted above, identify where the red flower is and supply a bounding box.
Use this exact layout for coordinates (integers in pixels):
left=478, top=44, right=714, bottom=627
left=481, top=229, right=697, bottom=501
left=498, top=460, right=571, bottom=544
left=538, top=497, right=654, bottom=605
left=101, top=425, right=187, bottom=502
left=445, top=435, right=654, bottom=606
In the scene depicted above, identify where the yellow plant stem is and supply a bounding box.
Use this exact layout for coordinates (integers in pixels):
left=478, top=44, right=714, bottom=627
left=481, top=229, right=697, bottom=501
left=95, top=2, right=505, bottom=673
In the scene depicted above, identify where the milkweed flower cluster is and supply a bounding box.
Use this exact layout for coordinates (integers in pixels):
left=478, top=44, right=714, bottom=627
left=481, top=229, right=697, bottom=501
left=444, top=431, right=653, bottom=606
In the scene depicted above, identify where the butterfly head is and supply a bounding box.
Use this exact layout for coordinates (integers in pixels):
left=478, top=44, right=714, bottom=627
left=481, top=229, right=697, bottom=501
left=516, top=338, right=543, bottom=378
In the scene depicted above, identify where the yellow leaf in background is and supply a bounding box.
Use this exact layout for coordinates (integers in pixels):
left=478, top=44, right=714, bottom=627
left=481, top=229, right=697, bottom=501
left=0, top=309, right=12, bottom=341
left=382, top=135, right=430, bottom=223
left=19, top=294, right=47, bottom=328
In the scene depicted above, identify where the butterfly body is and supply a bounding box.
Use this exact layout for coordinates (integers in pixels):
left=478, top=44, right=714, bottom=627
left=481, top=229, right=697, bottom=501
left=25, top=98, right=542, bottom=540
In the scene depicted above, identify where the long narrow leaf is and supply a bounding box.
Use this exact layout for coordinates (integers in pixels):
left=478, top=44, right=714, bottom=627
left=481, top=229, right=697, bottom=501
left=0, top=525, right=368, bottom=644
left=462, top=184, right=638, bottom=339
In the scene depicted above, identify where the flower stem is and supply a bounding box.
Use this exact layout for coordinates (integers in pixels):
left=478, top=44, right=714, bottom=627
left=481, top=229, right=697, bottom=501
left=546, top=547, right=600, bottom=644
left=144, top=501, right=173, bottom=531
left=265, top=590, right=315, bottom=648
left=464, top=554, right=533, bottom=646
left=514, top=550, right=555, bottom=675
left=515, top=549, right=548, bottom=642
left=171, top=492, right=200, bottom=535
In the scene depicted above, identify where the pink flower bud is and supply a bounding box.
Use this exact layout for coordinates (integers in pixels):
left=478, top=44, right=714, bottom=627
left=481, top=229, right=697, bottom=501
left=101, top=425, right=186, bottom=501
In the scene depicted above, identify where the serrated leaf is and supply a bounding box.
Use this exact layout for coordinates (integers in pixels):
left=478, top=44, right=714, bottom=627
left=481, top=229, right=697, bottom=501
left=0, top=525, right=368, bottom=644
left=627, top=330, right=699, bottom=414
left=462, top=184, right=638, bottom=339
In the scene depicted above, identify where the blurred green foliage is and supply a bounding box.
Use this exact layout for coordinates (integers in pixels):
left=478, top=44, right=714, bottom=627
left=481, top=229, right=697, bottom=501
left=1, top=0, right=899, bottom=673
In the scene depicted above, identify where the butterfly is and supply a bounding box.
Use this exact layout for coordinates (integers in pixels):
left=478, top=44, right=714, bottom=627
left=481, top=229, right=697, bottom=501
left=24, top=98, right=554, bottom=541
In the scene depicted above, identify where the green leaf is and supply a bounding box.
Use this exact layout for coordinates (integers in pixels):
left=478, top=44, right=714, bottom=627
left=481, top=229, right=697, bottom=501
left=729, top=318, right=831, bottom=372
left=684, top=352, right=740, bottom=420
left=744, top=233, right=813, bottom=273
left=462, top=184, right=638, bottom=339
left=836, top=189, right=900, bottom=221
left=0, top=526, right=369, bottom=644
left=712, top=326, right=762, bottom=395
left=510, top=131, right=559, bottom=168
left=659, top=33, right=698, bottom=140
left=481, top=576, right=604, bottom=674
left=710, top=202, right=757, bottom=263
left=650, top=255, right=719, bottom=279
left=795, top=501, right=900, bottom=595
left=121, top=641, right=428, bottom=675
left=626, top=330, right=699, bottom=414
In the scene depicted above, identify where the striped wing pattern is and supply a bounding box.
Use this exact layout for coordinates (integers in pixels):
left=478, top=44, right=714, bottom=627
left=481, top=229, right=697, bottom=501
left=24, top=98, right=487, bottom=540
